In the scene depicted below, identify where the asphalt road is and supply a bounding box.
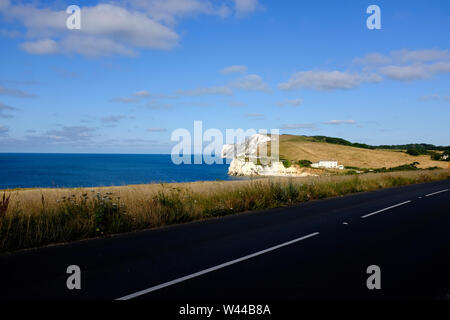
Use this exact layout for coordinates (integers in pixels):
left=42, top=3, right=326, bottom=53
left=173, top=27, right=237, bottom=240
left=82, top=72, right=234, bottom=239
left=1, top=179, right=449, bottom=300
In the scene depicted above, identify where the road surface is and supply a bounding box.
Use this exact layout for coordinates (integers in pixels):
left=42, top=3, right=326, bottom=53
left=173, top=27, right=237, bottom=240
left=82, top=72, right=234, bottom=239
left=1, top=179, right=450, bottom=300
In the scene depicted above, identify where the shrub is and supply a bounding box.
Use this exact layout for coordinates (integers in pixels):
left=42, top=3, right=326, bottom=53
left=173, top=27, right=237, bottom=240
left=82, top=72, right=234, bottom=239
left=406, top=149, right=420, bottom=156
left=297, top=159, right=312, bottom=167
left=282, top=159, right=292, bottom=168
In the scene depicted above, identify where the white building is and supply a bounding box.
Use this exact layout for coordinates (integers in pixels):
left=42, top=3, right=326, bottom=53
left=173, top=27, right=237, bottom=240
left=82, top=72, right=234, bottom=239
left=311, top=160, right=344, bottom=170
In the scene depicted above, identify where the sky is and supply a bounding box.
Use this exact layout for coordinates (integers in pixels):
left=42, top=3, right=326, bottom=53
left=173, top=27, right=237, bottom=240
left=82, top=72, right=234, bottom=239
left=0, top=0, right=449, bottom=153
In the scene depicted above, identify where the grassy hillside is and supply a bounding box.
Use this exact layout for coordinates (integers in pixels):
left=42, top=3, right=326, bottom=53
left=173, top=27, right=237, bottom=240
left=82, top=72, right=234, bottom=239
left=278, top=134, right=448, bottom=169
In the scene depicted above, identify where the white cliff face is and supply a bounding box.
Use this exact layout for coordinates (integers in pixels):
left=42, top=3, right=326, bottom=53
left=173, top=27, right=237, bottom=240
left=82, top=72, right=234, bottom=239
left=227, top=158, right=314, bottom=177
left=221, top=133, right=271, bottom=159
left=222, top=134, right=317, bottom=177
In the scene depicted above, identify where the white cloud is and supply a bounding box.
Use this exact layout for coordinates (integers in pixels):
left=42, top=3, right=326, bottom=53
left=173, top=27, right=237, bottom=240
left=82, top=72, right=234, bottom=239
left=0, top=1, right=260, bottom=57
left=132, top=90, right=176, bottom=99
left=0, top=125, right=9, bottom=136
left=419, top=94, right=450, bottom=102
left=60, top=34, right=137, bottom=57
left=353, top=53, right=391, bottom=65
left=355, top=49, right=450, bottom=66
left=355, top=49, right=450, bottom=82
left=278, top=71, right=371, bottom=91
left=21, top=39, right=58, bottom=55
left=323, top=120, right=356, bottom=125
left=44, top=126, right=97, bottom=142
left=0, top=85, right=37, bottom=97
left=111, top=97, right=138, bottom=104
left=123, top=0, right=231, bottom=25
left=147, top=127, right=167, bottom=132
left=0, top=28, right=20, bottom=37
left=379, top=64, right=430, bottom=81
left=188, top=102, right=214, bottom=107
left=245, top=113, right=264, bottom=119
left=233, top=0, right=261, bottom=16
left=230, top=74, right=271, bottom=92
left=220, top=65, right=248, bottom=74
left=231, top=101, right=247, bottom=107
left=276, top=98, right=303, bottom=107
left=176, top=86, right=233, bottom=96
left=391, top=49, right=450, bottom=63
left=430, top=61, right=450, bottom=74
left=2, top=3, right=179, bottom=56
left=133, top=90, right=151, bottom=97
left=101, top=115, right=126, bottom=123
left=379, top=61, right=450, bottom=81
left=0, top=0, right=9, bottom=11
left=81, top=5, right=178, bottom=50
left=0, top=102, right=15, bottom=118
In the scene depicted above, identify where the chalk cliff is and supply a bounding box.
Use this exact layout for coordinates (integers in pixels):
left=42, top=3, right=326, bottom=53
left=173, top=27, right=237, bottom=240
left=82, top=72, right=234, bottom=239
left=221, top=134, right=317, bottom=177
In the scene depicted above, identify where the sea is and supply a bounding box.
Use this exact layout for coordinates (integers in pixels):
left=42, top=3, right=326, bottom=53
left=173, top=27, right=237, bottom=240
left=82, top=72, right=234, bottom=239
left=0, top=153, right=238, bottom=189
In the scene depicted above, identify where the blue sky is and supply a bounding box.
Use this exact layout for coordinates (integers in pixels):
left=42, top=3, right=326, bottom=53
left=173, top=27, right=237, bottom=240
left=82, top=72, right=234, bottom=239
left=0, top=0, right=449, bottom=153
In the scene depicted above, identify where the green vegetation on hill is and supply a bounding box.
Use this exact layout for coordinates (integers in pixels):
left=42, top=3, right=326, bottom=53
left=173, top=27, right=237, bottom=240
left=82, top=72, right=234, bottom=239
left=307, top=135, right=449, bottom=152
left=297, top=160, right=312, bottom=168
left=285, top=135, right=450, bottom=161
left=310, top=136, right=375, bottom=150
left=344, top=162, right=441, bottom=175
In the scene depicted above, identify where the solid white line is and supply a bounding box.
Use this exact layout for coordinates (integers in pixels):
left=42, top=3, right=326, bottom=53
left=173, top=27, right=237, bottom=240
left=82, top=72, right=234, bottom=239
left=361, top=200, right=412, bottom=219
left=425, top=189, right=449, bottom=197
left=115, top=232, right=320, bottom=300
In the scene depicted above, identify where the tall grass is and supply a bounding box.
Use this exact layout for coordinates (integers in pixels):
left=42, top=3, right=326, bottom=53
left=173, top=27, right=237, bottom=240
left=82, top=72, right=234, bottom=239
left=1, top=170, right=449, bottom=252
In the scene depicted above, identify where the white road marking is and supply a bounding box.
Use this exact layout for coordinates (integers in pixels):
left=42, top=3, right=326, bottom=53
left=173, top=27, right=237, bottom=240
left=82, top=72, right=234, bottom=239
left=342, top=222, right=349, bottom=225
left=425, top=189, right=449, bottom=197
left=115, top=232, right=320, bottom=300
left=361, top=200, right=412, bottom=219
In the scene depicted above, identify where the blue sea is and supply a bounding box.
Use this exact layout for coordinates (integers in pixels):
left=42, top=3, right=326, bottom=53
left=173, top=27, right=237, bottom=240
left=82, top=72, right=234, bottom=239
left=0, top=153, right=237, bottom=189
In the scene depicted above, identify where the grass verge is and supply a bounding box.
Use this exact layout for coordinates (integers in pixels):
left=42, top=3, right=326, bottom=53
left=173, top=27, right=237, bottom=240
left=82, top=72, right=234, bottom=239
left=1, top=169, right=449, bottom=252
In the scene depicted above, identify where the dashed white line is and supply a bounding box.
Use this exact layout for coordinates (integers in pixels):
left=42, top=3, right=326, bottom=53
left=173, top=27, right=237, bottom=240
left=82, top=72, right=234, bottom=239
left=115, top=231, right=320, bottom=300
left=361, top=200, right=412, bottom=219
left=425, top=189, right=449, bottom=197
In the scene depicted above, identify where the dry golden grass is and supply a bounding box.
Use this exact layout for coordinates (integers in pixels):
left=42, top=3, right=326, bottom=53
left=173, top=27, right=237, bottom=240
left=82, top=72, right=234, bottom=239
left=279, top=135, right=448, bottom=169
left=0, top=169, right=448, bottom=253
left=3, top=170, right=449, bottom=220
left=4, top=179, right=253, bottom=216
